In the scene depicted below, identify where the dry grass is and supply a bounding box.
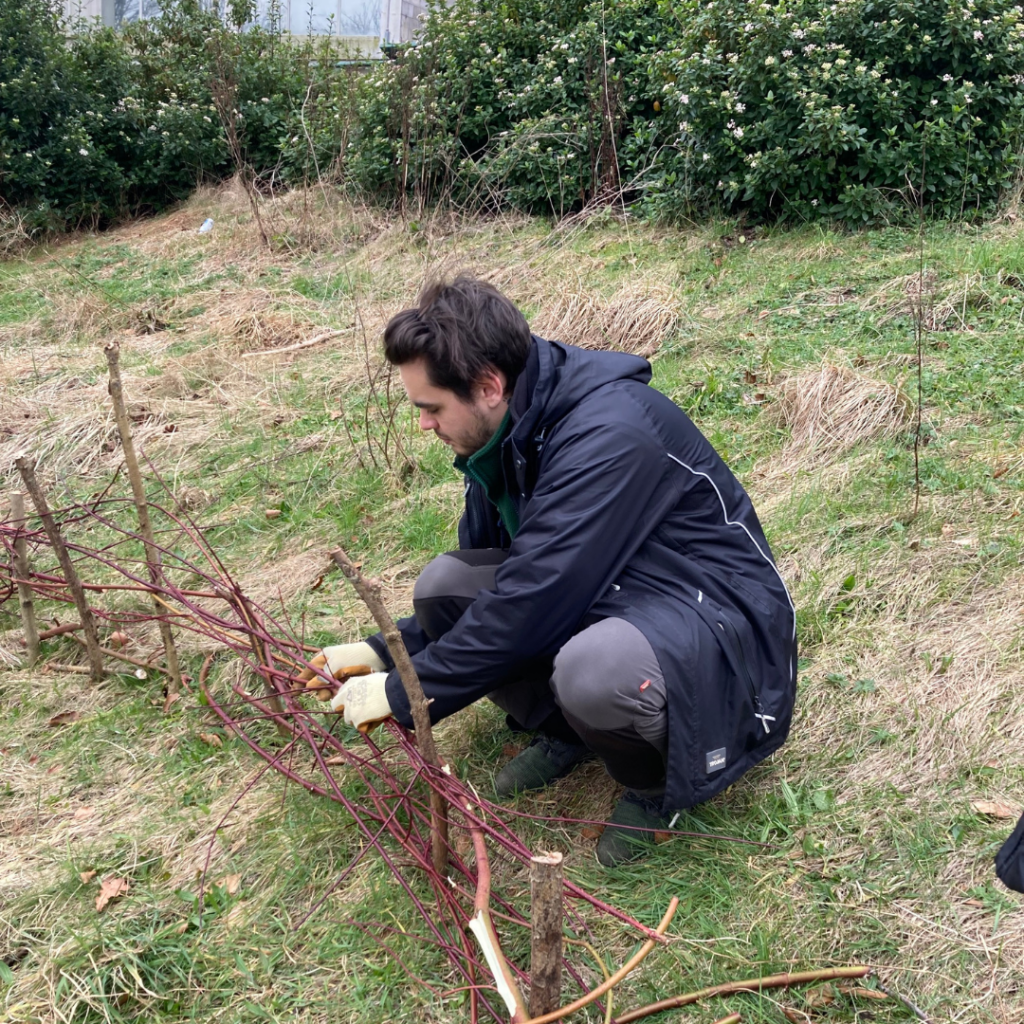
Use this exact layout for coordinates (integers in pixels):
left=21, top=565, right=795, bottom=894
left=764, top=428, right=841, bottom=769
left=774, top=361, right=913, bottom=463
left=866, top=270, right=994, bottom=331
left=3, top=189, right=1024, bottom=1024
left=529, top=281, right=681, bottom=356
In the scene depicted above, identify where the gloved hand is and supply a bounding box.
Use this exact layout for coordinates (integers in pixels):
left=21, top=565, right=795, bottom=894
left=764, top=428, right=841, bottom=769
left=331, top=671, right=392, bottom=732
left=298, top=640, right=386, bottom=701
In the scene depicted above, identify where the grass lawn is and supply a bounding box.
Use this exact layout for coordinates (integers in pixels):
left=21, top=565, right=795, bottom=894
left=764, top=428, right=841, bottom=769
left=1, top=183, right=1022, bottom=1023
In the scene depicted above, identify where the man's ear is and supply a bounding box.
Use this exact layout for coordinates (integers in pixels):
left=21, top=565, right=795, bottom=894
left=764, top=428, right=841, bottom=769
left=474, top=367, right=508, bottom=409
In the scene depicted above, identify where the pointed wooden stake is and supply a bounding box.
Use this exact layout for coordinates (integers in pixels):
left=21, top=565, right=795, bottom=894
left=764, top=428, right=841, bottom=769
left=329, top=546, right=449, bottom=875
left=105, top=342, right=182, bottom=699
left=15, top=458, right=105, bottom=682
left=9, top=491, right=40, bottom=667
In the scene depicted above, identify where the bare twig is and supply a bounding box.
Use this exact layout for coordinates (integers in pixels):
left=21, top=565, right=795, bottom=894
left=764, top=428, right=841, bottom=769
left=529, top=851, right=564, bottom=1017
left=240, top=328, right=344, bottom=359
left=105, top=342, right=183, bottom=698
left=465, top=798, right=530, bottom=1022
left=875, top=980, right=931, bottom=1021
left=9, top=491, right=40, bottom=666
left=611, top=965, right=872, bottom=1024
left=329, top=546, right=449, bottom=874
left=15, top=458, right=105, bottom=681
left=523, top=897, right=679, bottom=1024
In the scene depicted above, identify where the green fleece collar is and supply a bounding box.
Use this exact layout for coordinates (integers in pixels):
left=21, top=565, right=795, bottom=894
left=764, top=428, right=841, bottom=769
left=453, top=411, right=519, bottom=537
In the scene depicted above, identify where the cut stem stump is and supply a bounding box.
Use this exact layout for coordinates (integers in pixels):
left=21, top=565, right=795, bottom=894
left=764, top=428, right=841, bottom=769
left=529, top=852, right=564, bottom=1018
left=15, top=458, right=105, bottom=682
left=329, top=547, right=449, bottom=875
left=105, top=342, right=183, bottom=698
left=9, top=491, right=40, bottom=667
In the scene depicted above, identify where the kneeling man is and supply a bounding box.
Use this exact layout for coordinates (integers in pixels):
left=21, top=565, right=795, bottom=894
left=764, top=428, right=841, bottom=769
left=315, top=275, right=796, bottom=866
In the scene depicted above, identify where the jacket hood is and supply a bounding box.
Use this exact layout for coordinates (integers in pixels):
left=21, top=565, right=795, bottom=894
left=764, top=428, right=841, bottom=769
left=509, top=337, right=652, bottom=443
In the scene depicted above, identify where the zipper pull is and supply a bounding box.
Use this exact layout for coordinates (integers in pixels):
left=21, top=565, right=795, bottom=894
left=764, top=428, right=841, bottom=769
left=753, top=696, right=776, bottom=735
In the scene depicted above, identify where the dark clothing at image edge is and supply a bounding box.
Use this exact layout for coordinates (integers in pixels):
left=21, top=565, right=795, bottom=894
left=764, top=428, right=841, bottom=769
left=368, top=336, right=798, bottom=813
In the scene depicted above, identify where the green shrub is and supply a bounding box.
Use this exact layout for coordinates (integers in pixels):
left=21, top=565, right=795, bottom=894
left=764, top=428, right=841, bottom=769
left=343, top=0, right=666, bottom=214
left=643, top=0, right=1024, bottom=223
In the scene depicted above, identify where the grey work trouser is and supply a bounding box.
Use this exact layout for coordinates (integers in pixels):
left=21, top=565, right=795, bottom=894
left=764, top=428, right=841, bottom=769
left=413, top=549, right=669, bottom=793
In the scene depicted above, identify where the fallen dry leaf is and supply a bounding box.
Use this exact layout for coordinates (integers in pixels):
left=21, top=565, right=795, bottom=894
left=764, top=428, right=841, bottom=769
left=95, top=876, right=129, bottom=912
left=162, top=692, right=181, bottom=714
left=783, top=1009, right=810, bottom=1024
left=965, top=898, right=986, bottom=908
left=581, top=825, right=605, bottom=840
left=74, top=806, right=94, bottom=820
left=220, top=873, right=242, bottom=895
left=972, top=799, right=1019, bottom=819
left=79, top=870, right=97, bottom=883
left=804, top=984, right=835, bottom=1008
left=264, top=508, right=282, bottom=519
left=837, top=986, right=888, bottom=1001
left=198, top=732, right=223, bottom=748
left=48, top=711, right=82, bottom=727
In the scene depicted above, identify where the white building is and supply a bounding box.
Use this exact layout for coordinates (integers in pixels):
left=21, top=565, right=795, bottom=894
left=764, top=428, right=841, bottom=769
left=62, top=0, right=430, bottom=45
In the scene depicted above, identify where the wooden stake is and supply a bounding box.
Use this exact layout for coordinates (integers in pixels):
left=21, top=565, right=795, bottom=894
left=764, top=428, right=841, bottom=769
left=529, top=851, right=564, bottom=1017
left=329, top=547, right=449, bottom=875
left=9, top=491, right=40, bottom=667
left=105, top=342, right=183, bottom=699
left=15, top=458, right=105, bottom=682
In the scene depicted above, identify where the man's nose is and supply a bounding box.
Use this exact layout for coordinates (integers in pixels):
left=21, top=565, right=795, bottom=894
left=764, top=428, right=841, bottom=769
left=419, top=409, right=437, bottom=431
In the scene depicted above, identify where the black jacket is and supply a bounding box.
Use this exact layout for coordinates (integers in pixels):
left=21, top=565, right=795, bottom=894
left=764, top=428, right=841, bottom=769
left=371, top=337, right=797, bottom=811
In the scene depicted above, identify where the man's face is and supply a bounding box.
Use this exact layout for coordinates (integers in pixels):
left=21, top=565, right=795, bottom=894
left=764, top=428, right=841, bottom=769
left=399, top=358, right=508, bottom=458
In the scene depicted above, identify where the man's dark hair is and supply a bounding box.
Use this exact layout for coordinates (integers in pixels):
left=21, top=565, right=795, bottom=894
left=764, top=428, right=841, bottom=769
left=382, top=275, right=532, bottom=401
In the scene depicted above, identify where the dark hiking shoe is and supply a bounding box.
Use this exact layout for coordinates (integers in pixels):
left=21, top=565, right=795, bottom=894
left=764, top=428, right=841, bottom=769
left=596, top=791, right=669, bottom=867
left=494, top=734, right=594, bottom=798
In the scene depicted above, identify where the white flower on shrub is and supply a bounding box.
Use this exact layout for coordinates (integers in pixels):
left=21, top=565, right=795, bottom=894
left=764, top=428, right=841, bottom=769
left=764, top=55, right=776, bottom=65
left=733, top=126, right=744, bottom=138
left=974, top=29, right=984, bottom=39
left=703, top=152, right=711, bottom=161
left=811, top=198, right=819, bottom=206
left=735, top=102, right=746, bottom=112
left=79, top=148, right=89, bottom=156
left=783, top=49, right=793, bottom=57
left=680, top=93, right=690, bottom=104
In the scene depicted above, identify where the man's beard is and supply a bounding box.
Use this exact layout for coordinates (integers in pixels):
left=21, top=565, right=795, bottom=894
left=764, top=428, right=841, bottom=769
left=448, top=410, right=500, bottom=457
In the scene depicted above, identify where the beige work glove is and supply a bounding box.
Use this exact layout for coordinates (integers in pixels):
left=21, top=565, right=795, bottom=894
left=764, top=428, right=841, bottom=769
left=298, top=640, right=386, bottom=701
left=331, top=671, right=392, bottom=732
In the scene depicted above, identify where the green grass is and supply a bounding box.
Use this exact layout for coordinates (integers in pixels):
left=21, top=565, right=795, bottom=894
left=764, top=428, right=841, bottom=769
left=2, top=188, right=1023, bottom=1023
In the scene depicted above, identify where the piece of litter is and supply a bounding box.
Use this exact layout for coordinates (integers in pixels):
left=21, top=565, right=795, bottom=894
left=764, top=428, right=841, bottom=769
left=198, top=218, right=214, bottom=234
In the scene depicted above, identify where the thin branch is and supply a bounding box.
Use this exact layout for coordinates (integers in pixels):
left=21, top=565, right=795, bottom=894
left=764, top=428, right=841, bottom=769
left=15, top=458, right=105, bottom=681
left=522, top=898, right=679, bottom=1024
left=9, top=491, right=40, bottom=666
left=611, top=965, right=872, bottom=1024
left=329, top=546, right=449, bottom=874
left=240, top=328, right=345, bottom=359
left=105, top=342, right=183, bottom=698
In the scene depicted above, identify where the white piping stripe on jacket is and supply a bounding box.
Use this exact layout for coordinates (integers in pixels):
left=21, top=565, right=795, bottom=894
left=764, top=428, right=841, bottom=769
left=666, top=453, right=797, bottom=651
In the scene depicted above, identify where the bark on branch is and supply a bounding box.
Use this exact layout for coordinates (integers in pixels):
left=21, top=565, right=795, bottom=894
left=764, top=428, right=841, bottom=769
left=529, top=852, right=564, bottom=1017
left=611, top=965, right=872, bottom=1024
left=105, top=342, right=183, bottom=698
left=9, top=491, right=40, bottom=667
left=329, top=547, right=448, bottom=874
left=15, top=458, right=105, bottom=682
